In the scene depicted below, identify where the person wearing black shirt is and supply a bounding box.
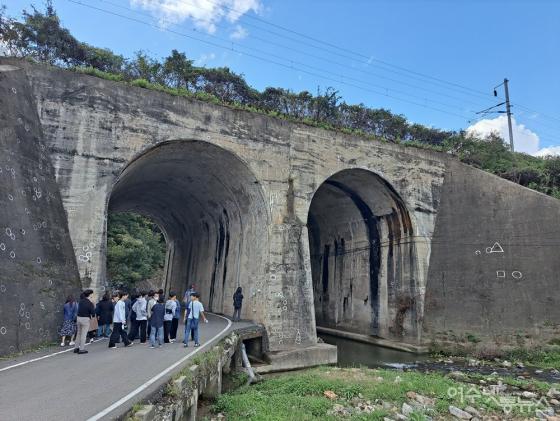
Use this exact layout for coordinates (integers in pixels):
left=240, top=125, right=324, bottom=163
left=74, top=289, right=95, bottom=354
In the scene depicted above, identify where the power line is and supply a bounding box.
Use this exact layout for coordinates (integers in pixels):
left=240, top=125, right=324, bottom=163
left=193, top=0, right=560, bottom=134
left=94, top=0, right=495, bottom=115
left=65, top=0, right=475, bottom=121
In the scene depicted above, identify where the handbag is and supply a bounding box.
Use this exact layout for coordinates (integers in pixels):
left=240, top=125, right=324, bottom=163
left=89, top=316, right=99, bottom=331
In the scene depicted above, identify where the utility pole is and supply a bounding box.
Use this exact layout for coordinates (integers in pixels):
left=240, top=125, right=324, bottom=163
left=475, top=79, right=515, bottom=152
left=503, top=78, right=514, bottom=152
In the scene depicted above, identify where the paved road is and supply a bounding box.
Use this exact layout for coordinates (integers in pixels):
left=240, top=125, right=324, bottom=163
left=0, top=314, right=238, bottom=421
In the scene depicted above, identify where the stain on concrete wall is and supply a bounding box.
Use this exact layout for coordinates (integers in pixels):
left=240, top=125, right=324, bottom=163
left=0, top=64, right=81, bottom=355
left=3, top=58, right=558, bottom=354
left=308, top=169, right=419, bottom=342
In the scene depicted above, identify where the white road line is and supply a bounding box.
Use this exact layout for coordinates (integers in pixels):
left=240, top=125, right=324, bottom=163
left=87, top=314, right=232, bottom=421
left=0, top=338, right=106, bottom=373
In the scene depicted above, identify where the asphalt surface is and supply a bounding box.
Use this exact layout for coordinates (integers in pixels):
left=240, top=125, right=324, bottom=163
left=0, top=314, right=238, bottom=421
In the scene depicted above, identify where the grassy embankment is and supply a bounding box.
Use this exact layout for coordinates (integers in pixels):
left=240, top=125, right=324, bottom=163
left=209, top=365, right=560, bottom=420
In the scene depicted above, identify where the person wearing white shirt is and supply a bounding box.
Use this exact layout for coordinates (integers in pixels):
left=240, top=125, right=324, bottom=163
left=183, top=292, right=207, bottom=347
left=108, top=292, right=132, bottom=348
left=163, top=292, right=178, bottom=343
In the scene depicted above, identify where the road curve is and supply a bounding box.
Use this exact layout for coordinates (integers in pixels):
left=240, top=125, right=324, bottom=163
left=0, top=314, right=231, bottom=420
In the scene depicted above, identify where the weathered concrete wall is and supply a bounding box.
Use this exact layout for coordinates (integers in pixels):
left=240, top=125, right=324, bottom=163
left=423, top=160, right=560, bottom=350
left=0, top=64, right=81, bottom=355
left=1, top=58, right=559, bottom=354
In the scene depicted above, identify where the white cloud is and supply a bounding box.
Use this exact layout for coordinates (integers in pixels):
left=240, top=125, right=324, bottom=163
left=230, top=24, right=248, bottom=40
left=131, top=0, right=262, bottom=33
left=194, top=52, right=216, bottom=66
left=467, top=115, right=540, bottom=155
left=534, top=146, right=560, bottom=157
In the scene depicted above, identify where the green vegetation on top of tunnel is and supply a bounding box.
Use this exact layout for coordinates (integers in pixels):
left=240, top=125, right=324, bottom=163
left=2, top=3, right=560, bottom=200
left=106, top=212, right=166, bottom=290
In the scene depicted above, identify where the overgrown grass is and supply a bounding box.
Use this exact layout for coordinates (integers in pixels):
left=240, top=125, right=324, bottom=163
left=211, top=367, right=511, bottom=420
left=507, top=346, right=560, bottom=370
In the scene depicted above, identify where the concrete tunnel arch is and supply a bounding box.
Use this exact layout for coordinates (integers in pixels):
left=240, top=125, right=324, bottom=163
left=107, top=140, right=269, bottom=317
left=307, top=168, right=420, bottom=341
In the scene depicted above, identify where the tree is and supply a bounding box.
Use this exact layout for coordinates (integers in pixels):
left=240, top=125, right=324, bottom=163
left=162, top=49, right=196, bottom=90
left=106, top=212, right=166, bottom=289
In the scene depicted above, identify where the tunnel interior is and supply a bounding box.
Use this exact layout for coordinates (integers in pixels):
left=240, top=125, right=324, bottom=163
left=307, top=169, right=418, bottom=340
left=108, top=140, right=268, bottom=316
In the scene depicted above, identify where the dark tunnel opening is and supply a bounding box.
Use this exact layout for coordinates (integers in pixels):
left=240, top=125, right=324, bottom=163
left=307, top=169, right=418, bottom=340
left=107, top=140, right=268, bottom=317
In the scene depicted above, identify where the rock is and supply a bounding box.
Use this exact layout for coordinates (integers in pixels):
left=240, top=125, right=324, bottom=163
left=395, top=414, right=408, bottom=420
left=383, top=418, right=395, bottom=421
left=467, top=358, right=479, bottom=367
left=501, top=360, right=512, bottom=368
left=394, top=375, right=402, bottom=383
left=444, top=359, right=454, bottom=364
left=323, top=390, right=338, bottom=400
left=552, top=369, right=560, bottom=375
left=522, top=391, right=538, bottom=399
left=327, top=403, right=349, bottom=417
left=407, top=391, right=436, bottom=406
left=490, top=371, right=498, bottom=376
left=479, top=379, right=486, bottom=384
left=449, top=405, right=472, bottom=419
left=382, top=401, right=393, bottom=410
left=545, top=416, right=560, bottom=421
left=536, top=370, right=544, bottom=374
left=448, top=371, right=466, bottom=380
left=401, top=402, right=414, bottom=416
left=549, top=389, right=560, bottom=398
left=517, top=362, right=525, bottom=368
left=550, top=399, right=560, bottom=406
left=464, top=406, right=481, bottom=417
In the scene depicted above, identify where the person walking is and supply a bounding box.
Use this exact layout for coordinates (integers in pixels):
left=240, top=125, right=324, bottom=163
left=149, top=296, right=165, bottom=348
left=96, top=292, right=113, bottom=338
left=146, top=290, right=157, bottom=337
left=73, top=289, right=95, bottom=354
left=232, top=287, right=244, bottom=322
left=170, top=298, right=181, bottom=342
left=108, top=292, right=132, bottom=349
left=183, top=284, right=196, bottom=304
left=59, top=295, right=78, bottom=347
left=163, top=292, right=177, bottom=343
left=129, top=291, right=148, bottom=343
left=183, top=292, right=208, bottom=348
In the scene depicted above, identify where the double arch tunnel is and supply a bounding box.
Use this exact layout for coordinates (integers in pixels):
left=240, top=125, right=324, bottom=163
left=108, top=141, right=419, bottom=341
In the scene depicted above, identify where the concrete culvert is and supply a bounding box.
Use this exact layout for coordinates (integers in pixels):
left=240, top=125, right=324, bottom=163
left=307, top=169, right=419, bottom=342
left=108, top=140, right=268, bottom=316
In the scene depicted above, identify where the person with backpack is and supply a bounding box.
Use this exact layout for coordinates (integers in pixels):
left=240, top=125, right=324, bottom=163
left=146, top=290, right=157, bottom=337
left=59, top=295, right=78, bottom=346
left=108, top=292, right=132, bottom=348
left=232, top=287, right=244, bottom=322
left=128, top=291, right=148, bottom=343
left=149, top=296, right=165, bottom=348
left=183, top=292, right=208, bottom=348
left=96, top=292, right=114, bottom=338
left=163, top=292, right=177, bottom=343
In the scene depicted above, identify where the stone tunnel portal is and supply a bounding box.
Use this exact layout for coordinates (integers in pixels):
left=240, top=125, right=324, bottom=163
left=108, top=140, right=269, bottom=317
left=307, top=169, right=419, bottom=341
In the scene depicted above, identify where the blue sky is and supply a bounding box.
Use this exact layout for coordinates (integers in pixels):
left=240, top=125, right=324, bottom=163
left=4, top=0, right=560, bottom=154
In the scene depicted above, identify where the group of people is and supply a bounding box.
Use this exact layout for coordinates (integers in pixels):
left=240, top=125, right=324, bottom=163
left=59, top=284, right=244, bottom=355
